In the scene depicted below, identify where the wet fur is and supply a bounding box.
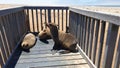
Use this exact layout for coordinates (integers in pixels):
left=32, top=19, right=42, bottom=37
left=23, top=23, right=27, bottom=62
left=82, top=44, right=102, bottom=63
left=46, top=23, right=78, bottom=52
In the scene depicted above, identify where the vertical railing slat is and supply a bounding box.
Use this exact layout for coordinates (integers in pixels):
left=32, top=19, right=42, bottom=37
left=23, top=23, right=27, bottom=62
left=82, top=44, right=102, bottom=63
left=54, top=9, right=55, bottom=23
left=111, top=26, right=120, bottom=68
left=0, top=17, right=7, bottom=63
left=91, top=19, right=97, bottom=61
left=80, top=15, right=84, bottom=49
left=62, top=9, right=63, bottom=31
left=40, top=9, right=43, bottom=30
left=66, top=10, right=69, bottom=33
left=95, top=21, right=105, bottom=67
left=0, top=48, right=4, bottom=67
left=79, top=14, right=82, bottom=47
left=82, top=16, right=87, bottom=51
left=0, top=17, right=9, bottom=60
left=26, top=9, right=30, bottom=31
left=58, top=10, right=59, bottom=29
left=44, top=9, right=47, bottom=28
left=2, top=16, right=11, bottom=56
left=31, top=9, right=35, bottom=32
left=100, top=22, right=112, bottom=68
left=95, top=20, right=102, bottom=67
left=36, top=9, right=39, bottom=32
left=105, top=24, right=119, bottom=68
left=85, top=17, right=90, bottom=54
left=88, top=18, right=95, bottom=59
left=48, top=9, right=51, bottom=23
left=85, top=17, right=91, bottom=55
left=92, top=19, right=100, bottom=63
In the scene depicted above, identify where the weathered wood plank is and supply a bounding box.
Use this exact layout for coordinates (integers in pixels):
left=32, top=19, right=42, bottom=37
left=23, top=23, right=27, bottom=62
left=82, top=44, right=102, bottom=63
left=31, top=9, right=35, bottom=32
left=2, top=16, right=11, bottom=56
left=58, top=10, right=60, bottom=29
left=79, top=14, right=83, bottom=47
left=95, top=21, right=104, bottom=67
left=18, top=55, right=83, bottom=63
left=111, top=27, right=120, bottom=68
left=91, top=19, right=97, bottom=62
left=36, top=9, right=39, bottom=32
left=40, top=9, right=43, bottom=30
left=99, top=22, right=112, bottom=68
left=15, top=59, right=87, bottom=68
left=30, top=64, right=90, bottom=68
left=19, top=53, right=80, bottom=59
left=53, top=9, right=55, bottom=23
left=15, top=39, right=90, bottom=68
left=85, top=17, right=90, bottom=54
left=0, top=6, right=24, bottom=16
left=82, top=15, right=87, bottom=51
left=24, top=6, right=68, bottom=10
left=104, top=24, right=119, bottom=68
left=0, top=17, right=9, bottom=61
left=88, top=18, right=95, bottom=59
left=0, top=48, right=4, bottom=67
left=48, top=9, right=51, bottom=23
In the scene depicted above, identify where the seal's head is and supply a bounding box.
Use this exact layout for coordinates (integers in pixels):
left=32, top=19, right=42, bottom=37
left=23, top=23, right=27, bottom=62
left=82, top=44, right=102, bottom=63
left=46, top=23, right=59, bottom=38
left=46, top=23, right=58, bottom=30
left=38, top=28, right=51, bottom=40
left=21, top=42, right=29, bottom=49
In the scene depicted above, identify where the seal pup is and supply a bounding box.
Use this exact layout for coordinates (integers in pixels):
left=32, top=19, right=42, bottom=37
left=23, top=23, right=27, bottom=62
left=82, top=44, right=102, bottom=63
left=38, top=28, right=51, bottom=40
left=46, top=23, right=78, bottom=53
left=21, top=33, right=36, bottom=50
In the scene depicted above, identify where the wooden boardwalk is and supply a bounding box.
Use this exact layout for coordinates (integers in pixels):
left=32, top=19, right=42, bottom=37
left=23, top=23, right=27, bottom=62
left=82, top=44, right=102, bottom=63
left=15, top=38, right=90, bottom=68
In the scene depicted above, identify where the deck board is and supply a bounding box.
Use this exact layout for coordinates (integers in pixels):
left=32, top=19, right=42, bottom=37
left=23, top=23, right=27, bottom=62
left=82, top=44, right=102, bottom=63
left=15, top=38, right=90, bottom=68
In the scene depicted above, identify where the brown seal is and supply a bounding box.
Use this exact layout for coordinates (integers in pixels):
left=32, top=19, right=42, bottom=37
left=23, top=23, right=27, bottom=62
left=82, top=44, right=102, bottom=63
left=21, top=33, right=36, bottom=49
left=46, top=23, right=78, bottom=52
left=38, top=28, right=51, bottom=40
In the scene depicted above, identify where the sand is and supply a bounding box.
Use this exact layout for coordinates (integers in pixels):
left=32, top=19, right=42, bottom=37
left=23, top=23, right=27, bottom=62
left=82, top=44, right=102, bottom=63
left=72, top=6, right=120, bottom=15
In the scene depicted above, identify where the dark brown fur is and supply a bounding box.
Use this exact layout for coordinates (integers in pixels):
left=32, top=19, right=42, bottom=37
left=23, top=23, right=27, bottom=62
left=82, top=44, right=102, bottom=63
left=46, top=23, right=78, bottom=52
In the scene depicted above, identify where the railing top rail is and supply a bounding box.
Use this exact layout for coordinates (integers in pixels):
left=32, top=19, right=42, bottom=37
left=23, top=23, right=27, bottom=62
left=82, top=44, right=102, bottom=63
left=24, top=6, right=69, bottom=9
left=69, top=7, right=120, bottom=26
left=0, top=6, right=24, bottom=16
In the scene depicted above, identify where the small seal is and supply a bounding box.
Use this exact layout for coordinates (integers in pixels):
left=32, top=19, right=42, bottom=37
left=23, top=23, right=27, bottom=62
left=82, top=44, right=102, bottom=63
left=21, top=33, right=36, bottom=50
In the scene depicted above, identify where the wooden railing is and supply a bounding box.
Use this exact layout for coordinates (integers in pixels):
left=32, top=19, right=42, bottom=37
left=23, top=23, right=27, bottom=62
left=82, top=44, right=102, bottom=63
left=0, top=6, right=69, bottom=67
left=0, top=6, right=119, bottom=68
left=0, top=6, right=28, bottom=67
left=24, top=6, right=69, bottom=32
left=69, top=7, right=120, bottom=68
